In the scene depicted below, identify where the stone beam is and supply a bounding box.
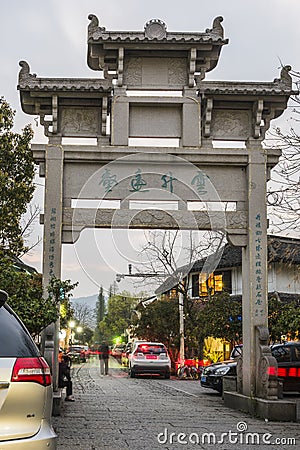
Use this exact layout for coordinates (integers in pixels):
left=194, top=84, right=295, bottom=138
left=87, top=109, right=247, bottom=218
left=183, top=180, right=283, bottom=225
left=61, top=207, right=247, bottom=243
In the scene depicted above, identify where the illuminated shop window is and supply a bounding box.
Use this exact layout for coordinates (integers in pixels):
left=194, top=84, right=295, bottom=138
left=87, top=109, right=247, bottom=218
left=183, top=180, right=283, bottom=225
left=192, top=271, right=232, bottom=297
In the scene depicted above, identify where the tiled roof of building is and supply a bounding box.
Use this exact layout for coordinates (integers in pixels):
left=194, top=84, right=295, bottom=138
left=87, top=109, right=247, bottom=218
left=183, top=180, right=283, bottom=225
left=156, top=235, right=300, bottom=294
left=191, top=235, right=300, bottom=273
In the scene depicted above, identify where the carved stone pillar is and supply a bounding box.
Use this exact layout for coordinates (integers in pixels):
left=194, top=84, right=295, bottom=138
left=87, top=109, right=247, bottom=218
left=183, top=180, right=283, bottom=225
left=41, top=143, right=63, bottom=391
left=241, top=139, right=269, bottom=397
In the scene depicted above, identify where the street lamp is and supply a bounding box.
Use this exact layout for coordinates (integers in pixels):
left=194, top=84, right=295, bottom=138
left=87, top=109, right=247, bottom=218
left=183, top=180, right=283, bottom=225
left=76, top=326, right=83, bottom=343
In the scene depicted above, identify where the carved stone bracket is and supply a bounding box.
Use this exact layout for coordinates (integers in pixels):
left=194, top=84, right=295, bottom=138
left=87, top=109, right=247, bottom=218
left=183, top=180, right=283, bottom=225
left=253, top=99, right=264, bottom=139
left=101, top=97, right=108, bottom=135
left=38, top=95, right=57, bottom=136
left=117, top=47, right=124, bottom=87
left=203, top=98, right=213, bottom=137
left=189, top=48, right=197, bottom=88
left=255, top=325, right=278, bottom=399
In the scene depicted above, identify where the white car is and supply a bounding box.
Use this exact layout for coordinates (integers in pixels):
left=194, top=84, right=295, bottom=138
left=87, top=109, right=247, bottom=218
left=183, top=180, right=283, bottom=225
left=0, top=290, right=57, bottom=449
left=128, top=341, right=171, bottom=379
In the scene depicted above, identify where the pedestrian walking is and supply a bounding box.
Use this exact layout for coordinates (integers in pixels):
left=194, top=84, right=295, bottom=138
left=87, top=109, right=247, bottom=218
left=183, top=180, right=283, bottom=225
left=98, top=341, right=110, bottom=375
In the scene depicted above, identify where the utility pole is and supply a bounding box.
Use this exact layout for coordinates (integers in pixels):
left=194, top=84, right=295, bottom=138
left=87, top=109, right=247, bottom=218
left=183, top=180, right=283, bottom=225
left=178, top=291, right=185, bottom=364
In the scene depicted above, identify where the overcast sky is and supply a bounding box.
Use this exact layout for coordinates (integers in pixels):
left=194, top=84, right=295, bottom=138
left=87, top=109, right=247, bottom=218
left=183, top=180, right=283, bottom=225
left=2, top=0, right=300, bottom=298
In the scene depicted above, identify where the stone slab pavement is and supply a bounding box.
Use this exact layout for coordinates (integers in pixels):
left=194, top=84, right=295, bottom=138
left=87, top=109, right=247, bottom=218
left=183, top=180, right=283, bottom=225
left=52, top=358, right=300, bottom=450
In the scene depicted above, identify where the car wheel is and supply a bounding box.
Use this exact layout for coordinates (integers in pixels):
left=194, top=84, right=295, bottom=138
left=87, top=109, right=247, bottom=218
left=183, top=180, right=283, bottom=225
left=129, top=367, right=135, bottom=378
left=165, top=372, right=170, bottom=379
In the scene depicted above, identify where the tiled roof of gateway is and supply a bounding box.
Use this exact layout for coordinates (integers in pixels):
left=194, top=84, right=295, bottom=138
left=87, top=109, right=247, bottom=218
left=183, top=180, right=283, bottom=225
left=199, top=79, right=295, bottom=96
left=17, top=62, right=112, bottom=92
left=87, top=16, right=228, bottom=44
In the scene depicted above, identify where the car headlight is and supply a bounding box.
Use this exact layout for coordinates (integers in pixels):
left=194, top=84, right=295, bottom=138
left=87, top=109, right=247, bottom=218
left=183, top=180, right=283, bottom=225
left=214, top=366, right=231, bottom=376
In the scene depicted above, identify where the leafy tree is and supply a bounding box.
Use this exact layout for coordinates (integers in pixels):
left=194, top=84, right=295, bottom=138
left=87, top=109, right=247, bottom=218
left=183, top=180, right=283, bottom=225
left=47, top=276, right=78, bottom=329
left=0, top=97, right=35, bottom=256
left=268, top=296, right=300, bottom=342
left=198, top=293, right=242, bottom=346
left=99, top=291, right=138, bottom=344
left=0, top=257, right=58, bottom=337
left=134, top=296, right=179, bottom=363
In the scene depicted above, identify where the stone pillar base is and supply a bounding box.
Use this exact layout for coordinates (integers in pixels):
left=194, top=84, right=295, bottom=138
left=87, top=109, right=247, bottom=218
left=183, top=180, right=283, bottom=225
left=223, top=391, right=297, bottom=422
left=52, top=389, right=62, bottom=417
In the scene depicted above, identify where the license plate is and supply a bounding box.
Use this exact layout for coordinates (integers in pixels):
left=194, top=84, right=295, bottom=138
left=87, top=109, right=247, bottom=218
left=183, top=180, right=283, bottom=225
left=201, top=375, right=207, bottom=383
left=146, top=355, right=157, bottom=359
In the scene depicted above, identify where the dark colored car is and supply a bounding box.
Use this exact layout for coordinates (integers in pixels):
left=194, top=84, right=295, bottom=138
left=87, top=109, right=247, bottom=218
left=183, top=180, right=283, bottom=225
left=0, top=290, right=57, bottom=449
left=271, top=341, right=300, bottom=392
left=200, top=360, right=237, bottom=394
left=67, top=345, right=88, bottom=363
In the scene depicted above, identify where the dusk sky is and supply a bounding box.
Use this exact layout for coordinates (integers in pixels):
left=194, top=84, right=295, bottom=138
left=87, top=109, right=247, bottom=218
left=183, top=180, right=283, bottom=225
left=2, top=0, right=300, bottom=298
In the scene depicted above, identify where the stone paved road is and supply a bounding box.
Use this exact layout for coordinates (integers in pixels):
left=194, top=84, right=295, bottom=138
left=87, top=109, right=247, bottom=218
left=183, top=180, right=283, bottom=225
left=52, top=358, right=300, bottom=449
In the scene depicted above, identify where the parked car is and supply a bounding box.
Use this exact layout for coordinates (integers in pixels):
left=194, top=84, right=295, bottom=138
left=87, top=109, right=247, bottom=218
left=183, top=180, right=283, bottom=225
left=121, top=341, right=147, bottom=368
left=111, top=344, right=126, bottom=362
left=0, top=290, right=57, bottom=449
left=128, top=342, right=171, bottom=378
left=271, top=341, right=300, bottom=392
left=200, top=360, right=237, bottom=394
left=67, top=345, right=88, bottom=363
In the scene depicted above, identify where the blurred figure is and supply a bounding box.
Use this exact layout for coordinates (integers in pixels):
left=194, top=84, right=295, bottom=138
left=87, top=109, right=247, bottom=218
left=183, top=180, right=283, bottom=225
left=58, top=353, right=75, bottom=401
left=98, top=341, right=109, bottom=375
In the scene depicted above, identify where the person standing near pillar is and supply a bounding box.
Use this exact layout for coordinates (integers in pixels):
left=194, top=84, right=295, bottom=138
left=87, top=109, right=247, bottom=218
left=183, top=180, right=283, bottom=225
left=98, top=341, right=109, bottom=375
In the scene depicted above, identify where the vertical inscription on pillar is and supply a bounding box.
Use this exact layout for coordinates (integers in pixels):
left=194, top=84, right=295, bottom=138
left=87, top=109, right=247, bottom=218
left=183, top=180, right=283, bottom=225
left=254, top=213, right=263, bottom=318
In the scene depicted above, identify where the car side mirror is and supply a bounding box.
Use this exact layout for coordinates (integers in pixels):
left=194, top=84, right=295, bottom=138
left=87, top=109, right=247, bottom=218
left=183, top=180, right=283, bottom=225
left=0, top=290, right=8, bottom=308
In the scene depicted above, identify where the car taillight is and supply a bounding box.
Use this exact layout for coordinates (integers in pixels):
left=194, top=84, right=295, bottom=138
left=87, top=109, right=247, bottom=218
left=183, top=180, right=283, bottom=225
left=159, top=353, right=168, bottom=359
left=11, top=357, right=52, bottom=386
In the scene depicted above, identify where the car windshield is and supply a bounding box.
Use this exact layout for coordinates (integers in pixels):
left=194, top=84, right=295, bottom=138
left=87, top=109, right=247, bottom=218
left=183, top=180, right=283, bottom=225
left=136, top=344, right=166, bottom=354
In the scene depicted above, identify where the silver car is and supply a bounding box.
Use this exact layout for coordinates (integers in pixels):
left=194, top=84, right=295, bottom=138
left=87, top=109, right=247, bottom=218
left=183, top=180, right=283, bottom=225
left=0, top=290, right=57, bottom=449
left=128, top=341, right=171, bottom=378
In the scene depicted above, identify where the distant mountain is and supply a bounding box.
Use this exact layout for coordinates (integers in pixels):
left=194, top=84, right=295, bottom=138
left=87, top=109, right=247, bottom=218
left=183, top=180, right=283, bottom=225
left=71, top=293, right=98, bottom=310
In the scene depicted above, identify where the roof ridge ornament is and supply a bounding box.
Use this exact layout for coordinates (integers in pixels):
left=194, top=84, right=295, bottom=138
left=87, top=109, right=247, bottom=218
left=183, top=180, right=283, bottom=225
left=274, top=65, right=292, bottom=88
left=206, top=16, right=224, bottom=38
left=88, top=14, right=105, bottom=33
left=18, top=61, right=36, bottom=83
left=144, top=19, right=167, bottom=39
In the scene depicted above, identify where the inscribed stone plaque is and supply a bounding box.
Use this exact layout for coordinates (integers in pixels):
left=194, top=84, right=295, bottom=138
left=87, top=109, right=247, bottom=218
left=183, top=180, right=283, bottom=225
left=124, top=57, right=187, bottom=87
left=129, top=105, right=181, bottom=138
left=60, top=107, right=100, bottom=137
left=211, top=110, right=251, bottom=140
